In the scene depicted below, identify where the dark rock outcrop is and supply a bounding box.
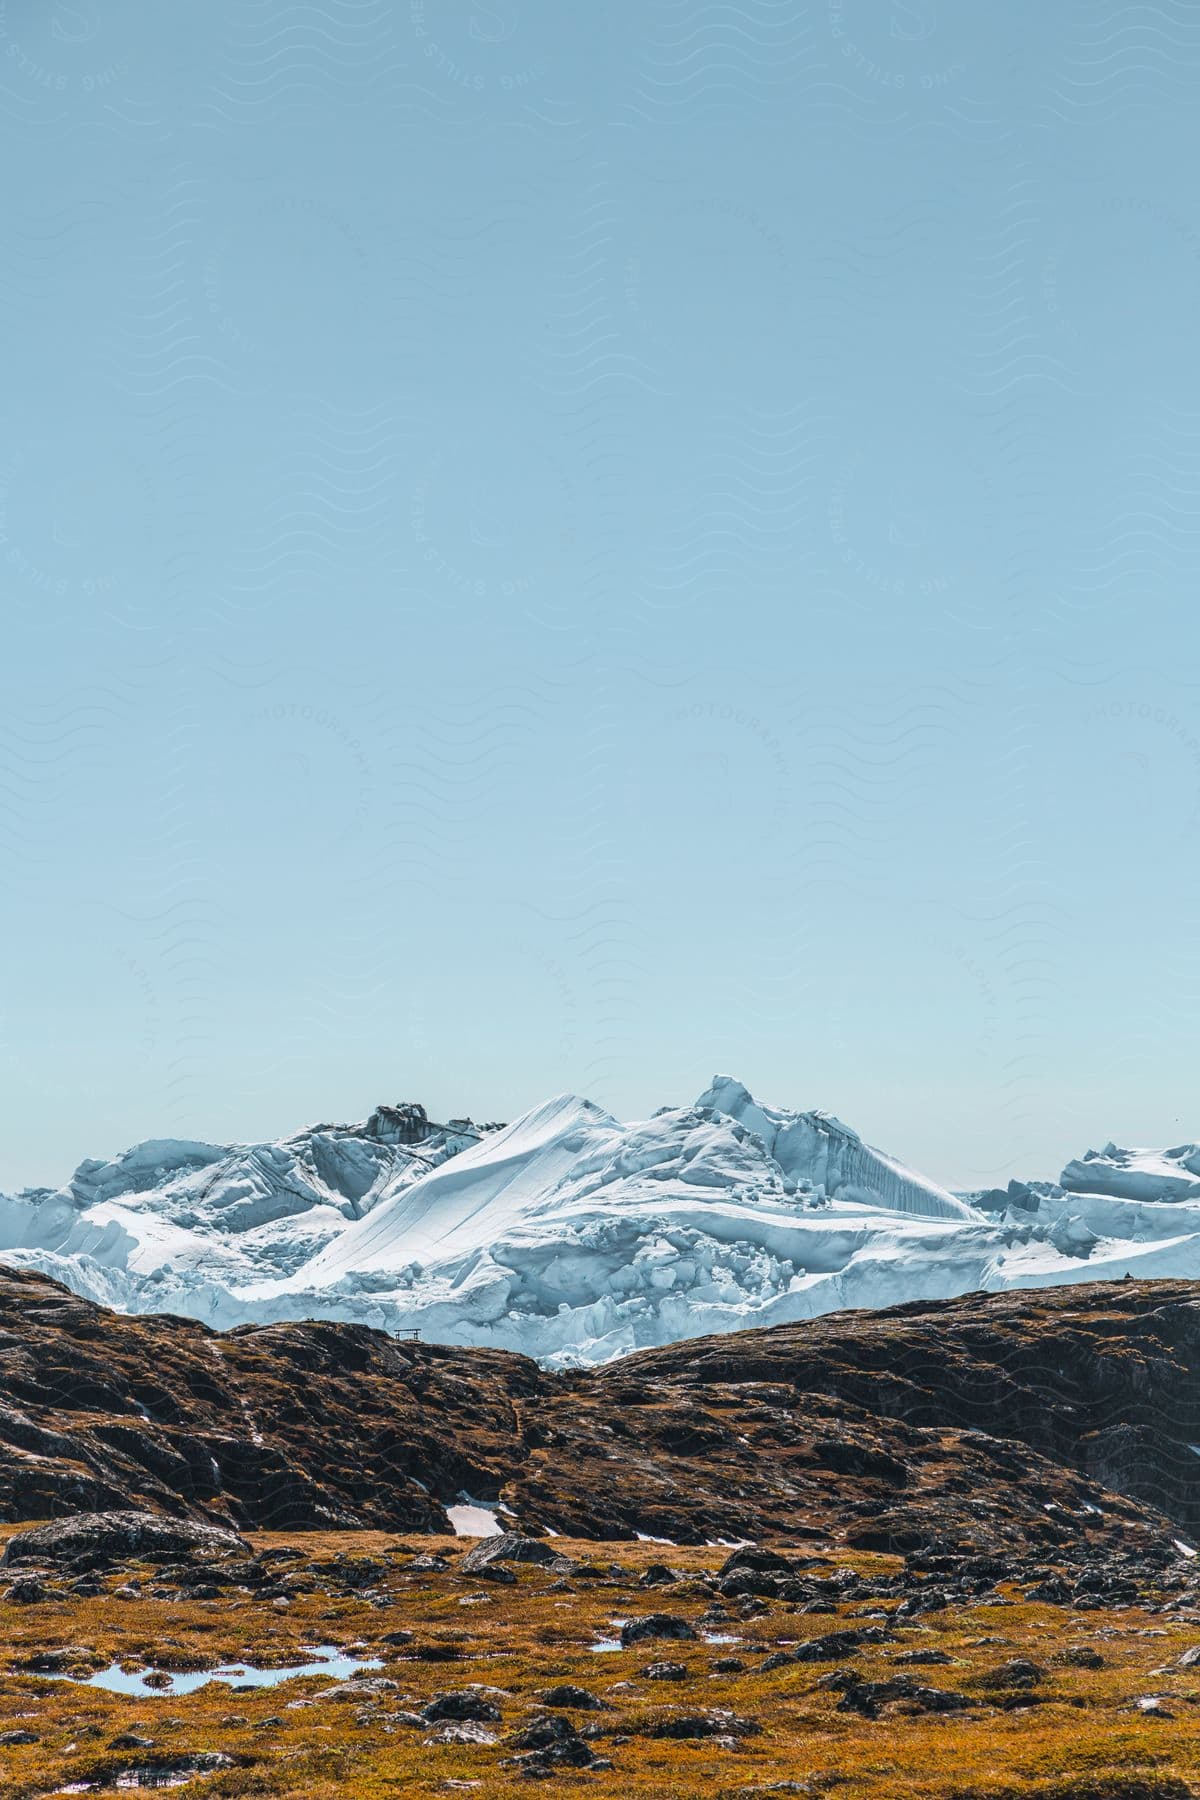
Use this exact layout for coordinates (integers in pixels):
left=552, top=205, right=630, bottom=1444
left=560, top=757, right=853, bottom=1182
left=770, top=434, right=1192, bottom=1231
left=837, top=1678, right=971, bottom=1719
left=4, top=1269, right=1200, bottom=1565
left=459, top=1533, right=569, bottom=1574
left=639, top=1709, right=761, bottom=1739
left=539, top=1685, right=609, bottom=1711
left=620, top=1614, right=698, bottom=1648
left=422, top=1691, right=503, bottom=1724
left=0, top=1268, right=539, bottom=1532
left=1, top=1510, right=247, bottom=1568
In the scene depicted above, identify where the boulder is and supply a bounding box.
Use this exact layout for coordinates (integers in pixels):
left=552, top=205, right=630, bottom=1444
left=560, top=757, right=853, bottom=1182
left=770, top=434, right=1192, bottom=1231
left=719, top=1545, right=793, bottom=1577
left=642, top=1709, right=761, bottom=1739
left=318, top=1678, right=400, bottom=1702
left=4, top=1577, right=48, bottom=1603
left=2, top=1511, right=247, bottom=1570
left=422, top=1690, right=503, bottom=1723
left=539, top=1685, right=610, bottom=1710
left=837, top=1678, right=970, bottom=1719
left=460, top=1532, right=571, bottom=1575
left=507, top=1714, right=583, bottom=1751
left=620, top=1613, right=698, bottom=1648
left=639, top=1563, right=678, bottom=1587
left=503, top=1715, right=607, bottom=1775
left=762, top=1628, right=887, bottom=1670
left=983, top=1658, right=1045, bottom=1690
left=425, top=1722, right=497, bottom=1745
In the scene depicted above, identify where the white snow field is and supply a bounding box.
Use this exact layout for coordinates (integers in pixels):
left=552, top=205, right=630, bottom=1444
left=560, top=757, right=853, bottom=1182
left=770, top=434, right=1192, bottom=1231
left=3, top=1077, right=1200, bottom=1366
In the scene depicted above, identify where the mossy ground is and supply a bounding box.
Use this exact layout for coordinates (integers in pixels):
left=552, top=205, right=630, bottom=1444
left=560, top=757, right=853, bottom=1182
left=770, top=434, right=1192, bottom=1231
left=1, top=1531, right=1198, bottom=1799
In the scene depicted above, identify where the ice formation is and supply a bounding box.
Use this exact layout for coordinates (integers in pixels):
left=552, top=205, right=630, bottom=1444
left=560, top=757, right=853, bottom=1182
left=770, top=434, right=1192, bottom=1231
left=4, top=1078, right=1200, bottom=1366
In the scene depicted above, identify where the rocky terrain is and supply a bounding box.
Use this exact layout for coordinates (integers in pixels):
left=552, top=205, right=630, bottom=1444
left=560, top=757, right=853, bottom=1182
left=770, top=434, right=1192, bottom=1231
left=3, top=1269, right=1200, bottom=1586
left=2, top=1523, right=1200, bottom=1799
left=4, top=1275, right=1200, bottom=1793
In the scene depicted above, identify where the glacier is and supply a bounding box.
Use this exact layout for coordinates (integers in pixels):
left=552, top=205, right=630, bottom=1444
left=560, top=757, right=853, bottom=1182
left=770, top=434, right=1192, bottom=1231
left=4, top=1076, right=1200, bottom=1366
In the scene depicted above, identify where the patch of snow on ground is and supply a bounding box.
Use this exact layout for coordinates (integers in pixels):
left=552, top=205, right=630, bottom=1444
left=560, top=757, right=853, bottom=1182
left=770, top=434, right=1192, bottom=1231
left=446, top=1499, right=502, bottom=1537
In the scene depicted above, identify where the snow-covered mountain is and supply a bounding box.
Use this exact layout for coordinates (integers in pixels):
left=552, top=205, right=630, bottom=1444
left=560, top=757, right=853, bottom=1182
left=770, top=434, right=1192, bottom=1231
left=3, top=1078, right=1200, bottom=1366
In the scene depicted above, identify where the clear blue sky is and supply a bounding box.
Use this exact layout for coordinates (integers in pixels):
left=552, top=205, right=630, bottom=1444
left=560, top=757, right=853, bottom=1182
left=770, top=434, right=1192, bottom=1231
left=3, top=1, right=1199, bottom=1193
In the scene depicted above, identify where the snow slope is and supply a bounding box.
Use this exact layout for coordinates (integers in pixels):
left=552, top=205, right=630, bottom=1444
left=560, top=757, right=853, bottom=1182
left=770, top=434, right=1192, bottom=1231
left=4, top=1080, right=1200, bottom=1365
left=0, top=1114, right=482, bottom=1309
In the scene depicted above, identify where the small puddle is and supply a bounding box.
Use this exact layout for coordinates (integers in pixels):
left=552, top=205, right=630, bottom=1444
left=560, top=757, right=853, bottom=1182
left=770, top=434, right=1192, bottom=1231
left=40, top=1647, right=381, bottom=1698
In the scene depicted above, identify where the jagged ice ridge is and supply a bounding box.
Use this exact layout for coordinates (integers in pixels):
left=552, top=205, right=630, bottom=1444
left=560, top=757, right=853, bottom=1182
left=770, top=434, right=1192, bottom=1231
left=3, top=1077, right=1199, bottom=1366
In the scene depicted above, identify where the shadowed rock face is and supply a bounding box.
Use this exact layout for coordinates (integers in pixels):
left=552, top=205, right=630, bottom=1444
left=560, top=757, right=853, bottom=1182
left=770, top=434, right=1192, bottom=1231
left=0, top=1270, right=536, bottom=1532
left=1, top=1269, right=1200, bottom=1565
left=601, top=1283, right=1200, bottom=1536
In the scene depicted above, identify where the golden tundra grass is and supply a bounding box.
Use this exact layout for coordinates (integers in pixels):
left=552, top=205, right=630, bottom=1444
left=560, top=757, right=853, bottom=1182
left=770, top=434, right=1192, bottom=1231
left=1, top=1532, right=1199, bottom=1799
